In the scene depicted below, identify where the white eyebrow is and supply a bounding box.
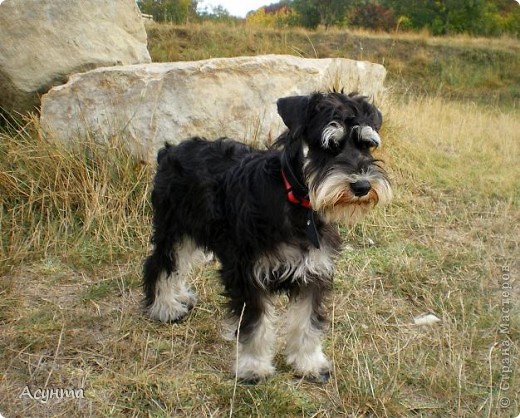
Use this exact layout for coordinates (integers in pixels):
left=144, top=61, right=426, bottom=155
left=353, top=125, right=381, bottom=147
left=321, top=121, right=345, bottom=148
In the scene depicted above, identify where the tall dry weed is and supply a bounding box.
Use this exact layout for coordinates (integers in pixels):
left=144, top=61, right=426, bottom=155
left=0, top=115, right=152, bottom=272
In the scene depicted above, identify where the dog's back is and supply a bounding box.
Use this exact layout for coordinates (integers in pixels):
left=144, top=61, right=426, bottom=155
left=156, top=137, right=252, bottom=177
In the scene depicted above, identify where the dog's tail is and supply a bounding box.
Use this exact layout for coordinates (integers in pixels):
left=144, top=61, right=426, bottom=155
left=156, top=142, right=173, bottom=164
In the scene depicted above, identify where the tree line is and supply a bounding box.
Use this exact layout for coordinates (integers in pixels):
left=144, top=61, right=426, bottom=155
left=136, top=0, right=520, bottom=37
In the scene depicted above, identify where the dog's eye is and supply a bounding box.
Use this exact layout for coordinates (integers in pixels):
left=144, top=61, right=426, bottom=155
left=321, top=121, right=345, bottom=149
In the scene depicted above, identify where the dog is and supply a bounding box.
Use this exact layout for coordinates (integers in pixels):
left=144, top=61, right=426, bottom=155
left=142, top=91, right=392, bottom=383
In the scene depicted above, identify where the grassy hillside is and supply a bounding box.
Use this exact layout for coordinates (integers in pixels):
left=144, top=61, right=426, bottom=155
left=1, top=23, right=519, bottom=417
left=146, top=22, right=520, bottom=106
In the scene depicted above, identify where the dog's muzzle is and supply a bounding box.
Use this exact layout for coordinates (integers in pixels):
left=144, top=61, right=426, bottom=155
left=309, top=167, right=392, bottom=224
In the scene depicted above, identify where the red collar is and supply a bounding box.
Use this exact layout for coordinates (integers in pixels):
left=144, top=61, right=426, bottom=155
left=281, top=170, right=312, bottom=209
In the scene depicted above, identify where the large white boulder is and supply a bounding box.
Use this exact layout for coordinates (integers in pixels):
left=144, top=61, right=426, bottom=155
left=0, top=0, right=151, bottom=114
left=40, top=55, right=386, bottom=161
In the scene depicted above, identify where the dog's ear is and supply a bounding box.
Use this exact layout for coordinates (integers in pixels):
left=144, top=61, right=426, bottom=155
left=277, top=95, right=310, bottom=130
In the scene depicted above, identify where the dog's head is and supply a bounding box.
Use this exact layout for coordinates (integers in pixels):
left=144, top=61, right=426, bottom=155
left=277, top=91, right=392, bottom=223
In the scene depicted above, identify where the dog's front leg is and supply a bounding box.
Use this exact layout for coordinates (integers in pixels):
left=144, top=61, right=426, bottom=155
left=285, top=285, right=331, bottom=382
left=227, top=289, right=277, bottom=384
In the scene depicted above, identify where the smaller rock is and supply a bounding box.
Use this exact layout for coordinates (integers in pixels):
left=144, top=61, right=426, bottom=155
left=40, top=55, right=387, bottom=162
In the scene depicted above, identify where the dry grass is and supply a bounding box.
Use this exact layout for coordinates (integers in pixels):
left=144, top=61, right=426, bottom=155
left=0, top=116, right=151, bottom=270
left=1, top=91, right=518, bottom=417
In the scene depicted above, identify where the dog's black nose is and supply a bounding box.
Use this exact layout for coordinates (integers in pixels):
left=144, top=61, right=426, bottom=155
left=350, top=180, right=371, bottom=197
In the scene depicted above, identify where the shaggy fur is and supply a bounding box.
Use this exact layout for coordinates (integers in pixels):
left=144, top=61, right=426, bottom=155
left=143, top=91, right=392, bottom=383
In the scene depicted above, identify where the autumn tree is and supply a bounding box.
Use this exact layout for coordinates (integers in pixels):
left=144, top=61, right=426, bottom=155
left=246, top=5, right=297, bottom=28
left=292, top=0, right=350, bottom=29
left=349, top=3, right=395, bottom=31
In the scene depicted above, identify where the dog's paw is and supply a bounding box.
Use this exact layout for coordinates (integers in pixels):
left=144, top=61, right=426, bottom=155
left=287, top=350, right=331, bottom=383
left=302, top=368, right=331, bottom=383
left=235, top=370, right=273, bottom=385
left=147, top=296, right=196, bottom=323
left=234, top=355, right=275, bottom=384
left=178, top=292, right=197, bottom=312
left=165, top=302, right=195, bottom=323
left=237, top=375, right=266, bottom=385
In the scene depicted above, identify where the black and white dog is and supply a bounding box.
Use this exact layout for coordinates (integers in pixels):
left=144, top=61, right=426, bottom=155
left=143, top=91, right=392, bottom=383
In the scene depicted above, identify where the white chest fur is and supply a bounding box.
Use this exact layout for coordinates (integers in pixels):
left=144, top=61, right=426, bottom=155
left=252, top=244, right=336, bottom=289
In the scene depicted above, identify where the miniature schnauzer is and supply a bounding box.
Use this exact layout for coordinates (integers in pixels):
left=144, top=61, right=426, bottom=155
left=143, top=91, right=392, bottom=383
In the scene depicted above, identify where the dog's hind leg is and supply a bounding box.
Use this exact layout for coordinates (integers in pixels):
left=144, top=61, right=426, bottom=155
left=143, top=237, right=203, bottom=322
left=285, top=285, right=331, bottom=382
